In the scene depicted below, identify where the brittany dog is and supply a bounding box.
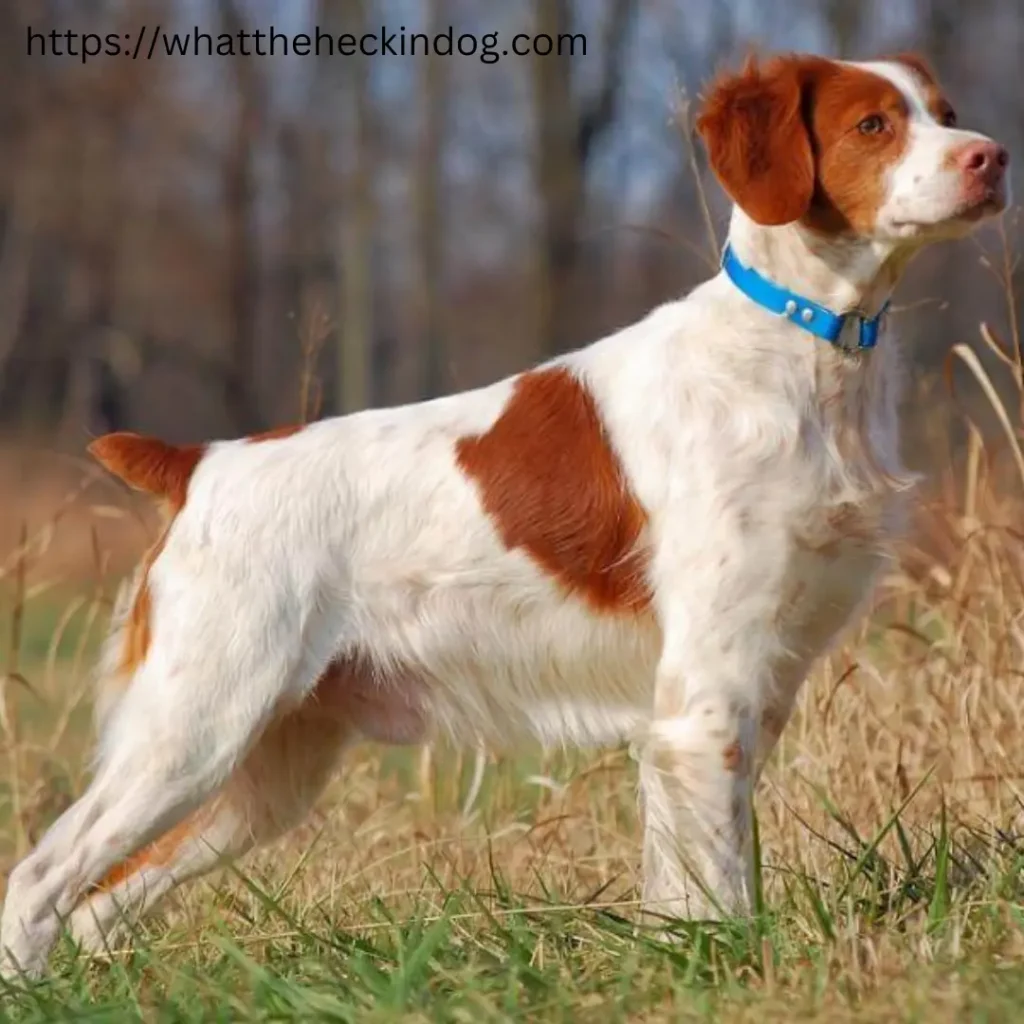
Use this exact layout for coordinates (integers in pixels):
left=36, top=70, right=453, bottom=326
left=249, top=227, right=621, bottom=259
left=0, top=51, right=1010, bottom=976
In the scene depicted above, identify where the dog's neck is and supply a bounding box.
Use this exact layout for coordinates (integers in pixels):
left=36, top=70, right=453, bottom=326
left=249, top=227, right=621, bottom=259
left=725, top=208, right=918, bottom=322
left=723, top=208, right=911, bottom=472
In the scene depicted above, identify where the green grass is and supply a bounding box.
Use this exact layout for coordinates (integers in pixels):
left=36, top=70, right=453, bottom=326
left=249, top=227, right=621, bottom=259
left=2, top=884, right=1023, bottom=1022
left=2, top=759, right=1024, bottom=1022
left=2, top=587, right=104, bottom=671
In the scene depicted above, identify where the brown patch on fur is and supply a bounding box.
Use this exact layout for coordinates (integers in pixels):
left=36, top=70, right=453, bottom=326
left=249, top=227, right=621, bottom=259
left=722, top=740, right=748, bottom=775
left=121, top=573, right=153, bottom=675
left=88, top=434, right=204, bottom=511
left=455, top=367, right=651, bottom=613
left=698, top=53, right=926, bottom=233
left=89, top=433, right=207, bottom=676
left=248, top=424, right=304, bottom=443
left=801, top=62, right=914, bottom=234
left=797, top=501, right=882, bottom=559
left=114, top=541, right=166, bottom=676
left=827, top=502, right=875, bottom=539
left=93, top=815, right=201, bottom=892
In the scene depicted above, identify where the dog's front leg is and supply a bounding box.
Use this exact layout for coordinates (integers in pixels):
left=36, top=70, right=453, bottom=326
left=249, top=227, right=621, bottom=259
left=635, top=532, right=785, bottom=924
left=637, top=664, right=757, bottom=923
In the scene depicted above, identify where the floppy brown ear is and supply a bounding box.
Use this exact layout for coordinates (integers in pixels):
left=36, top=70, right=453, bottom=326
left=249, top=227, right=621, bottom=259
left=695, top=56, right=814, bottom=226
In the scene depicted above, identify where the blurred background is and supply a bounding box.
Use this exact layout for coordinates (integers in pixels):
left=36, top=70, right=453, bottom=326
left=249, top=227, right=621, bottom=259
left=0, top=0, right=1022, bottom=571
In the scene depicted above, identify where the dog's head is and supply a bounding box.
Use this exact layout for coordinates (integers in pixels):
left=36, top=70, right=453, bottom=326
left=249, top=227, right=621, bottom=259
left=696, top=53, right=1010, bottom=243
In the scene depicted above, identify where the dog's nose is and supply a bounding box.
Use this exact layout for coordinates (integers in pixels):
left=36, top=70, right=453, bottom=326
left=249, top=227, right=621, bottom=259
left=958, top=140, right=1010, bottom=185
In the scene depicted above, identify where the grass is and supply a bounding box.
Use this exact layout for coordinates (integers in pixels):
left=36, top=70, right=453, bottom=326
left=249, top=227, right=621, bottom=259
left=3, top=236, right=1024, bottom=1021
left=7, top=884, right=1024, bottom=1023
left=2, top=741, right=1024, bottom=1021
left=4, top=465, right=1024, bottom=1021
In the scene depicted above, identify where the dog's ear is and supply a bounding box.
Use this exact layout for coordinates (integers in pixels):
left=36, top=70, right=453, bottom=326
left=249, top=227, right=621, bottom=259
left=89, top=432, right=204, bottom=509
left=696, top=55, right=814, bottom=226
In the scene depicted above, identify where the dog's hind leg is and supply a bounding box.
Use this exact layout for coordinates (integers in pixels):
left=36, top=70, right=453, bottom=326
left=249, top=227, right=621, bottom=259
left=66, top=687, right=355, bottom=956
left=0, top=582, right=326, bottom=978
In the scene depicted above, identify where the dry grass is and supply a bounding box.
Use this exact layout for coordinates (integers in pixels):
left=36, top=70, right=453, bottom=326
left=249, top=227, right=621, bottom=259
left=3, top=248, right=1024, bottom=1021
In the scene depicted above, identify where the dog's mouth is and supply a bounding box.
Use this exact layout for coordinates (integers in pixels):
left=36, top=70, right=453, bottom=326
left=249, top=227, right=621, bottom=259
left=956, top=190, right=1009, bottom=221
left=890, top=192, right=1008, bottom=236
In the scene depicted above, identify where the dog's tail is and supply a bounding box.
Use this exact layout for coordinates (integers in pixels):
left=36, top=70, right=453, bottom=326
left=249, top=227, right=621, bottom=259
left=88, top=432, right=204, bottom=510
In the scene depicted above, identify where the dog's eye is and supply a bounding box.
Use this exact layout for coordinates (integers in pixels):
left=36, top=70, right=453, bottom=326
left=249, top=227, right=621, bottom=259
left=940, top=107, right=957, bottom=128
left=857, top=114, right=887, bottom=135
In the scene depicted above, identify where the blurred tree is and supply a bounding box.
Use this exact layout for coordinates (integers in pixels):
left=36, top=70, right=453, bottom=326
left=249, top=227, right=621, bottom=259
left=820, top=0, right=866, bottom=57
left=321, top=0, right=377, bottom=415
left=0, top=0, right=1014, bottom=466
left=0, top=0, right=36, bottom=399
left=416, top=0, right=449, bottom=398
left=532, top=0, right=637, bottom=358
left=218, top=0, right=265, bottom=431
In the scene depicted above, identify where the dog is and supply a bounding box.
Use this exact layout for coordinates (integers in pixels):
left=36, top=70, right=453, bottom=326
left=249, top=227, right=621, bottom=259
left=0, top=51, right=1010, bottom=976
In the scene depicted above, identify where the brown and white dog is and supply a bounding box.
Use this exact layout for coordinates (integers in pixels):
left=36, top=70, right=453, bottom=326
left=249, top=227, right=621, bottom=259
left=1, top=52, right=1010, bottom=976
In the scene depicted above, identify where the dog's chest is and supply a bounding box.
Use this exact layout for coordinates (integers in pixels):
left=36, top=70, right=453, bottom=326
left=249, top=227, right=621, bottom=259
left=779, top=496, right=897, bottom=660
left=776, top=378, right=908, bottom=656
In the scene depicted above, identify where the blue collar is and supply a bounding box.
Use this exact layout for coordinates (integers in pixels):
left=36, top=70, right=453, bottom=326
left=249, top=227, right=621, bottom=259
left=720, top=243, right=889, bottom=351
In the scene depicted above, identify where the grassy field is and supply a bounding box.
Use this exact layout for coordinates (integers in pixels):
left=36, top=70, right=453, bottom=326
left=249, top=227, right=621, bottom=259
left=4, top=340, right=1024, bottom=1020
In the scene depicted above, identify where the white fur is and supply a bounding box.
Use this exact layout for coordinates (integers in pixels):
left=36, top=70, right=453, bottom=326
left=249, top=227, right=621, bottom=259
left=0, top=59, right=1010, bottom=976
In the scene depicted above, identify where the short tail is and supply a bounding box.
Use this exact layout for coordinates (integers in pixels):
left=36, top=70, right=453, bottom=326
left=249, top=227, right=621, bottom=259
left=88, top=433, right=204, bottom=510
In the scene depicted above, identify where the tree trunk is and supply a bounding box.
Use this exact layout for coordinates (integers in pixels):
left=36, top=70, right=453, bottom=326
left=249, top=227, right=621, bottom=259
left=532, top=0, right=575, bottom=360
left=416, top=0, right=448, bottom=399
left=332, top=0, right=375, bottom=415
left=218, top=0, right=263, bottom=433
left=532, top=0, right=636, bottom=358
